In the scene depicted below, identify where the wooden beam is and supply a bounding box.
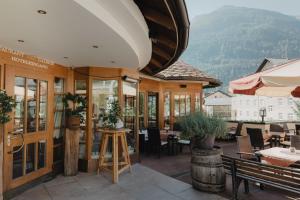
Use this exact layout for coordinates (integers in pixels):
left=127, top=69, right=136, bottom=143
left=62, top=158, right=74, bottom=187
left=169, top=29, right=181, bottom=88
left=155, top=35, right=177, bottom=49
left=142, top=66, right=153, bottom=74
left=150, top=58, right=161, bottom=68
left=143, top=8, right=176, bottom=31
left=152, top=45, right=171, bottom=60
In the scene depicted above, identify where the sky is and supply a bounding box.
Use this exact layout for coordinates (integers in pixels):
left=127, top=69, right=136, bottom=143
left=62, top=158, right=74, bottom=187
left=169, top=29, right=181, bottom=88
left=185, top=0, right=300, bottom=20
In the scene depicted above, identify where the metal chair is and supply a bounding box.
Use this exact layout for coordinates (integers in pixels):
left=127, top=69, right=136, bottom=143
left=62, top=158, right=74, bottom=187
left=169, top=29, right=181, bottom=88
left=270, top=124, right=287, bottom=147
left=236, top=136, right=258, bottom=160
left=246, top=128, right=270, bottom=150
left=296, top=125, right=300, bottom=135
left=291, top=135, right=300, bottom=149
left=235, top=122, right=243, bottom=136
left=147, top=127, right=168, bottom=158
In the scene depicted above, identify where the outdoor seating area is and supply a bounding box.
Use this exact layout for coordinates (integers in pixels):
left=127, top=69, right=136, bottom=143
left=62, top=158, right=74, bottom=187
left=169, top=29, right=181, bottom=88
left=139, top=127, right=190, bottom=157
left=2, top=1, right=300, bottom=200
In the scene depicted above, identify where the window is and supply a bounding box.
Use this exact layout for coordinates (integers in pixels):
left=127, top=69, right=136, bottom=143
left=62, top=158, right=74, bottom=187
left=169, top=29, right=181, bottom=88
left=260, top=99, right=264, bottom=106
left=246, top=111, right=249, bottom=116
left=164, top=92, right=171, bottom=129
left=75, top=80, right=87, bottom=159
left=123, top=81, right=137, bottom=131
left=92, top=79, right=118, bottom=158
left=53, top=77, right=65, bottom=173
left=268, top=106, right=272, bottom=112
left=139, top=92, right=145, bottom=129
left=288, top=113, right=293, bottom=121
left=278, top=98, right=283, bottom=105
left=239, top=111, right=242, bottom=116
left=253, top=100, right=256, bottom=106
left=288, top=98, right=293, bottom=105
left=148, top=92, right=158, bottom=127
left=123, top=81, right=137, bottom=154
left=27, top=79, right=37, bottom=133
left=254, top=111, right=258, bottom=117
left=246, top=100, right=250, bottom=105
left=174, top=94, right=191, bottom=117
left=278, top=113, right=283, bottom=120
left=195, top=93, right=201, bottom=112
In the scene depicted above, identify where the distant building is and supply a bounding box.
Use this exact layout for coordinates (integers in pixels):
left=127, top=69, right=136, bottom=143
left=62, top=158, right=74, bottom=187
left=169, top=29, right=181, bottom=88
left=204, top=90, right=232, bottom=120
left=231, top=95, right=299, bottom=122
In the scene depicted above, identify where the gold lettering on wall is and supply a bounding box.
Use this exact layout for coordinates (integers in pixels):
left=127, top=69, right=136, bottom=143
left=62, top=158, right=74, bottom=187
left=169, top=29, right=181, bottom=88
left=0, top=45, right=55, bottom=69
left=11, top=57, right=48, bottom=69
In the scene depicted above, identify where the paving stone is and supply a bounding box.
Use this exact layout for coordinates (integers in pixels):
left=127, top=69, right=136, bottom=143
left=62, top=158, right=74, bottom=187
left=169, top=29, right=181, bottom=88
left=12, top=164, right=227, bottom=200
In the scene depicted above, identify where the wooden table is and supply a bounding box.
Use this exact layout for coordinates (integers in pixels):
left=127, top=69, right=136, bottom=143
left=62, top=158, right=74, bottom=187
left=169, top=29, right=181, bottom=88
left=256, top=147, right=300, bottom=167
left=97, top=129, right=131, bottom=183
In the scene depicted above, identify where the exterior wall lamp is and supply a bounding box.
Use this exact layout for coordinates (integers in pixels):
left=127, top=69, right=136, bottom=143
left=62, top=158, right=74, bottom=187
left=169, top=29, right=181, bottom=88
left=259, top=107, right=266, bottom=123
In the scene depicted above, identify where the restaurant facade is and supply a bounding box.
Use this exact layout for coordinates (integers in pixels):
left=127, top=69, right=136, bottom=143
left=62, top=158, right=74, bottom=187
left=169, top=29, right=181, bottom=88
left=0, top=0, right=219, bottom=198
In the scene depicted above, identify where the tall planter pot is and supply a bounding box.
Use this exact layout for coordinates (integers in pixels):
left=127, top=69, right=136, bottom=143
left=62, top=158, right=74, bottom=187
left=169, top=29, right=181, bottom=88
left=191, top=147, right=225, bottom=193
left=64, top=127, right=80, bottom=176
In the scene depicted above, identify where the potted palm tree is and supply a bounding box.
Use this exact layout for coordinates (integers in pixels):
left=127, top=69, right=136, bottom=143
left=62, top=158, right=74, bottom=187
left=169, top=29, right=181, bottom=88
left=62, top=93, right=86, bottom=176
left=179, top=112, right=227, bottom=193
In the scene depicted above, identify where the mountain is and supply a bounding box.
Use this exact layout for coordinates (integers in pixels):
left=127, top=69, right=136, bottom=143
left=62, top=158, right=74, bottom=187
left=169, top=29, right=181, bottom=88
left=181, top=6, right=300, bottom=91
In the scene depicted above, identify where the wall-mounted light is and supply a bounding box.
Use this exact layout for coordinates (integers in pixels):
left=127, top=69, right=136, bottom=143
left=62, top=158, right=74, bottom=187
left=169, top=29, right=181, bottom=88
left=123, top=76, right=138, bottom=83
left=18, top=40, right=24, bottom=43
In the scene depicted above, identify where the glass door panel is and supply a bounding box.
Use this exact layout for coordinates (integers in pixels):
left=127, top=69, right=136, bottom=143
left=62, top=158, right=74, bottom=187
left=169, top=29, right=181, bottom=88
left=123, top=81, right=137, bottom=155
left=14, top=77, right=25, bottom=133
left=7, top=75, right=50, bottom=189
left=39, top=81, right=48, bottom=131
left=27, top=79, right=37, bottom=133
left=26, top=143, right=36, bottom=174
left=148, top=92, right=158, bottom=128
left=12, top=147, right=24, bottom=179
left=92, top=79, right=118, bottom=159
left=53, top=78, right=65, bottom=174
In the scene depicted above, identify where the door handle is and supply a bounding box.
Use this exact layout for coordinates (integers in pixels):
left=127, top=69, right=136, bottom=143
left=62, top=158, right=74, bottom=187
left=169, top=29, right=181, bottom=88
left=7, top=130, right=25, bottom=154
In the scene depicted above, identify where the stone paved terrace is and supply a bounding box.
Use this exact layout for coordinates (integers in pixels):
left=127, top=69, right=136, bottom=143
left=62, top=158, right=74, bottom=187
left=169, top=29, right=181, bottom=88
left=12, top=164, right=227, bottom=200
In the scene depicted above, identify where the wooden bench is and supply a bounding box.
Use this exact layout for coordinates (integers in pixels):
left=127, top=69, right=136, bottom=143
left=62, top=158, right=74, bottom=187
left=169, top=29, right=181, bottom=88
left=222, top=155, right=300, bottom=200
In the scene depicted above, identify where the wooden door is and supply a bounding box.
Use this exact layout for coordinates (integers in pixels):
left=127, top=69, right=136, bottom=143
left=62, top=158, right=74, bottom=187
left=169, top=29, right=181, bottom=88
left=3, top=65, right=53, bottom=191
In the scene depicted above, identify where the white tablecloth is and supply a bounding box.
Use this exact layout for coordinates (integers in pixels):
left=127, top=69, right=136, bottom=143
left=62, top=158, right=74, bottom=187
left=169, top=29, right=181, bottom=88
left=257, top=147, right=300, bottom=162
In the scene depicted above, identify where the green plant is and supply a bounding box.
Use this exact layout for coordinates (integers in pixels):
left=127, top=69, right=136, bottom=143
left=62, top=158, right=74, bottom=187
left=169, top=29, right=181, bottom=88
left=0, top=90, right=15, bottom=124
left=104, top=99, right=122, bottom=129
left=62, top=93, right=87, bottom=120
left=179, top=112, right=227, bottom=140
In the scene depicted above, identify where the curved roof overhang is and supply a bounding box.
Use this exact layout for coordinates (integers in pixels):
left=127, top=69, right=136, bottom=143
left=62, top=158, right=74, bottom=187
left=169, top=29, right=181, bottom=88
left=134, top=0, right=190, bottom=75
left=0, top=0, right=152, bottom=68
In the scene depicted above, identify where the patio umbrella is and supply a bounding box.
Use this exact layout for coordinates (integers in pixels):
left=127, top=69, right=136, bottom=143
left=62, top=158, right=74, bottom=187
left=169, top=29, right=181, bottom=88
left=229, top=59, right=300, bottom=97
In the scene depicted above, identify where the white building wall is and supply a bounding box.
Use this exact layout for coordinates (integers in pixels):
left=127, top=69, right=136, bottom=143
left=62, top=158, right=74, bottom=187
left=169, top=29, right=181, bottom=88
left=231, top=95, right=300, bottom=122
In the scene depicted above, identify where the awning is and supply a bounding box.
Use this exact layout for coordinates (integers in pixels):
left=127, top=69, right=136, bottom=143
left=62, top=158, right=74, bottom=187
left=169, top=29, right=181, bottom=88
left=229, top=59, right=300, bottom=97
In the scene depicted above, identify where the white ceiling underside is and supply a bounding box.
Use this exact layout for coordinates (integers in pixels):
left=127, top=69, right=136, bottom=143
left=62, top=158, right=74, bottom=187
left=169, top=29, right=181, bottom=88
left=0, top=0, right=152, bottom=68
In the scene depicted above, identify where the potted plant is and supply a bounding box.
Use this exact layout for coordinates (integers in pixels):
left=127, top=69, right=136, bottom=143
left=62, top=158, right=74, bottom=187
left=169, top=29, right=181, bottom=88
left=62, top=92, right=86, bottom=176
left=0, top=90, right=15, bottom=199
left=63, top=93, right=86, bottom=129
left=179, top=112, right=227, bottom=193
left=102, top=99, right=123, bottom=129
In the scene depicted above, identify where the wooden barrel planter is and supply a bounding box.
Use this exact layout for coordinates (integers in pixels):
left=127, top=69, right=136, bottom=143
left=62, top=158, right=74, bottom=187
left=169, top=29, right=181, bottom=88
left=191, top=147, right=225, bottom=193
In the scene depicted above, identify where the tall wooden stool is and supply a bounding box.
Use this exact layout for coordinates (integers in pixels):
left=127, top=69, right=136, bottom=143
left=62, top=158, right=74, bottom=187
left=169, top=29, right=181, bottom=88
left=97, top=129, right=131, bottom=183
